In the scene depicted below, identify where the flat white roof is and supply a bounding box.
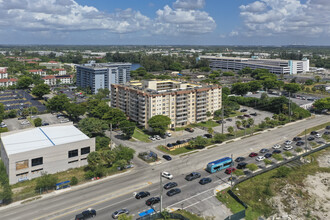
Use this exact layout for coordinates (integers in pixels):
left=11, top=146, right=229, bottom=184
left=2, top=125, right=90, bottom=155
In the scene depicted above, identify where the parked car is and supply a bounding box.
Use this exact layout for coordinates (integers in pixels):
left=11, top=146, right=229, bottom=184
left=203, top=134, right=212, bottom=139
left=256, top=156, right=265, bottom=161
left=264, top=153, right=272, bottom=158
left=185, top=128, right=194, bottom=132
left=75, top=208, right=96, bottom=220
left=42, top=122, right=49, bottom=126
left=112, top=209, right=129, bottom=219
left=146, top=197, right=160, bottom=206
left=165, top=132, right=172, bottom=137
left=226, top=118, right=233, bottom=121
left=259, top=148, right=269, bottom=153
left=249, top=152, right=258, bottom=157
left=135, top=191, right=150, bottom=199
left=149, top=136, right=156, bottom=141
left=293, top=137, right=302, bottom=141
left=273, top=144, right=281, bottom=149
left=164, top=182, right=178, bottom=190
left=161, top=171, right=173, bottom=180
left=217, top=120, right=226, bottom=124
left=240, top=109, right=248, bottom=112
left=284, top=140, right=292, bottom=145
left=17, top=116, right=26, bottom=120
left=250, top=112, right=257, bottom=116
left=310, top=131, right=318, bottom=135
left=315, top=133, right=321, bottom=138
left=272, top=149, right=282, bottom=154
left=243, top=114, right=251, bottom=118
left=296, top=141, right=305, bottom=146
left=307, top=136, right=315, bottom=141
left=236, top=162, right=248, bottom=169
left=199, top=177, right=212, bottom=185
left=163, top=155, right=172, bottom=161
left=235, top=157, right=245, bottom=162
left=185, top=172, right=201, bottom=181
left=166, top=143, right=173, bottom=148
left=324, top=131, right=330, bottom=135
left=166, top=188, right=181, bottom=197
left=283, top=145, right=293, bottom=151
left=225, top=167, right=237, bottom=174
left=154, top=135, right=161, bottom=140
left=326, top=126, right=330, bottom=130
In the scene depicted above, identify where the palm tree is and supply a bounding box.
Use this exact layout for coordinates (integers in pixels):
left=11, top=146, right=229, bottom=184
left=247, top=118, right=254, bottom=134
left=235, top=120, right=242, bottom=129
left=227, top=126, right=234, bottom=136
left=241, top=120, right=247, bottom=135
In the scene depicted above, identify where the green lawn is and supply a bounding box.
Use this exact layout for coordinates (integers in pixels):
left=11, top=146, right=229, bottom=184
left=157, top=145, right=195, bottom=155
left=131, top=128, right=151, bottom=143
left=196, top=120, right=219, bottom=128
left=228, top=111, right=244, bottom=118
left=297, top=122, right=330, bottom=136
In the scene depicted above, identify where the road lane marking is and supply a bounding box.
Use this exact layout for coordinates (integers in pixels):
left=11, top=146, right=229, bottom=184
left=183, top=195, right=214, bottom=209
left=97, top=197, right=132, bottom=211
left=167, top=188, right=214, bottom=208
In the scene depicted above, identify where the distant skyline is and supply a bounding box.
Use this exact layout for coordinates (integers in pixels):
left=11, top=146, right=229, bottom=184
left=0, top=0, right=329, bottom=46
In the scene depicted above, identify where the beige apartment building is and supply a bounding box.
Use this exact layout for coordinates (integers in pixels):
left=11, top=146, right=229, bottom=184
left=111, top=80, right=222, bottom=128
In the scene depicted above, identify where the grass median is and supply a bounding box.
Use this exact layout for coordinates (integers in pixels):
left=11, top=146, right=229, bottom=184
left=297, top=121, right=330, bottom=136
left=157, top=145, right=196, bottom=155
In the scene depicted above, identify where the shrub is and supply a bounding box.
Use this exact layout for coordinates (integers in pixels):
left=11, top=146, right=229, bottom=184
left=274, top=166, right=291, bottom=178
left=284, top=151, right=293, bottom=157
left=295, top=147, right=303, bottom=153
left=35, top=172, right=58, bottom=191
left=234, top=169, right=245, bottom=176
left=272, top=154, right=283, bottom=161
left=264, top=159, right=272, bottom=165
left=71, top=176, right=78, bottom=185
left=246, top=163, right=258, bottom=171
left=34, top=118, right=42, bottom=127
left=84, top=170, right=95, bottom=180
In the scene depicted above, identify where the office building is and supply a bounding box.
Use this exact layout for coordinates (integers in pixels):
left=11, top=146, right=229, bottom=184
left=0, top=124, right=95, bottom=184
left=76, top=62, right=131, bottom=94
left=111, top=80, right=222, bottom=128
left=199, top=56, right=309, bottom=75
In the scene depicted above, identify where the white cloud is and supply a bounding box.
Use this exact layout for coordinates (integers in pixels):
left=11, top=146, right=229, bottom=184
left=229, top=31, right=238, bottom=37
left=173, top=0, right=205, bottom=10
left=239, top=0, right=330, bottom=37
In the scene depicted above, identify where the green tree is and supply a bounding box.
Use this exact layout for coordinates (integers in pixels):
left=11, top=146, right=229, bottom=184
left=95, top=88, right=110, bottom=100
left=47, top=94, right=70, bottom=112
left=102, top=108, right=127, bottom=127
left=283, top=83, right=301, bottom=94
left=71, top=176, right=78, bottom=185
left=32, top=83, right=50, bottom=99
left=248, top=81, right=262, bottom=92
left=147, top=115, right=171, bottom=135
left=21, top=108, right=29, bottom=117
left=78, top=117, right=108, bottom=137
left=213, top=133, right=226, bottom=143
left=87, top=151, right=102, bottom=168
left=17, top=76, right=33, bottom=89
left=35, top=172, right=58, bottom=191
left=247, top=118, right=254, bottom=127
left=169, top=62, right=183, bottom=71
left=65, top=103, right=86, bottom=121
left=113, top=145, right=135, bottom=162
left=95, top=136, right=110, bottom=151
left=207, top=127, right=214, bottom=135
left=231, top=82, right=250, bottom=96
left=90, top=102, right=111, bottom=119
left=101, top=150, right=117, bottom=167
left=8, top=109, right=17, bottom=118
left=262, top=79, right=278, bottom=91
left=119, top=121, right=136, bottom=139
left=235, top=120, right=241, bottom=128
left=34, top=118, right=42, bottom=127
left=246, top=164, right=258, bottom=171
left=313, top=97, right=330, bottom=110
left=227, top=126, right=234, bottom=135
left=191, top=136, right=208, bottom=148
left=206, top=111, right=212, bottom=117
left=305, top=79, right=314, bottom=85
left=238, top=67, right=253, bottom=75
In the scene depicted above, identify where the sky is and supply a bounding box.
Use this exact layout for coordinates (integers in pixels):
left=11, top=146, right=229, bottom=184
left=0, top=0, right=329, bottom=45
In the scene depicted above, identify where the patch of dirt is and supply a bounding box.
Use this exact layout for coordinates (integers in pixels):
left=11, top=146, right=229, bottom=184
left=317, top=151, right=330, bottom=168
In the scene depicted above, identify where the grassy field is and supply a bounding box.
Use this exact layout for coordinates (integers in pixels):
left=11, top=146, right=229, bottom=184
left=157, top=145, right=196, bottom=155
left=173, top=210, right=204, bottom=220
left=196, top=120, right=219, bottom=128
left=132, top=128, right=151, bottom=143
left=297, top=121, right=330, bottom=136
left=216, top=147, right=330, bottom=220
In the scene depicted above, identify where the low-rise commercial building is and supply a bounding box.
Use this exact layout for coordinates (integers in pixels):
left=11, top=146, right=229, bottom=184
left=42, top=75, right=74, bottom=86
left=199, top=55, right=309, bottom=75
left=111, top=80, right=222, bottom=128
left=39, top=61, right=63, bottom=69
left=0, top=124, right=95, bottom=184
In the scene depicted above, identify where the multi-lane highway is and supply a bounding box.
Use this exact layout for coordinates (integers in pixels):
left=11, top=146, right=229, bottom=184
left=0, top=115, right=328, bottom=220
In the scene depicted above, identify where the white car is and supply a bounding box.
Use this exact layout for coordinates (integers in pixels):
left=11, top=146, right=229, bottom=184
left=284, top=140, right=292, bottom=145
left=256, top=156, right=265, bottom=162
left=20, top=121, right=30, bottom=125
left=273, top=144, right=281, bottom=149
left=165, top=132, right=172, bottom=137
left=154, top=135, right=161, bottom=140
left=315, top=134, right=321, bottom=138
left=60, top=119, right=70, bottom=123
left=161, top=171, right=173, bottom=180
left=283, top=145, right=293, bottom=151
left=149, top=136, right=156, bottom=141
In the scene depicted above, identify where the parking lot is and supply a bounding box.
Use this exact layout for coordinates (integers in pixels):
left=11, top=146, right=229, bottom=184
left=0, top=90, right=46, bottom=112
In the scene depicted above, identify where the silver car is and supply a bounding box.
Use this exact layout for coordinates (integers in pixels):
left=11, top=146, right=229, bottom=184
left=112, top=209, right=129, bottom=219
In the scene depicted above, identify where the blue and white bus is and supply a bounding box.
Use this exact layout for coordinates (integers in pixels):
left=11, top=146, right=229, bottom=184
left=206, top=157, right=233, bottom=173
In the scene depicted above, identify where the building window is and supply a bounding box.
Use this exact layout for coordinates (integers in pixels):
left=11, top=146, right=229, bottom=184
left=16, top=172, right=28, bottom=176
left=32, top=157, right=43, bottom=167
left=16, top=160, right=29, bottom=170
left=68, top=160, right=78, bottom=164
left=32, top=168, right=43, bottom=173
left=68, top=149, right=78, bottom=158
left=81, top=147, right=90, bottom=155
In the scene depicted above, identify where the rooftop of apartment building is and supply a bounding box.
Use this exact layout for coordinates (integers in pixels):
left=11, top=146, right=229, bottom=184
left=200, top=55, right=308, bottom=63
left=114, top=79, right=220, bottom=95
left=77, top=61, right=131, bottom=69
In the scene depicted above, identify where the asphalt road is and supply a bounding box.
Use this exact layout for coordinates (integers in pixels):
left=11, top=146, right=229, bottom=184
left=0, top=115, right=328, bottom=220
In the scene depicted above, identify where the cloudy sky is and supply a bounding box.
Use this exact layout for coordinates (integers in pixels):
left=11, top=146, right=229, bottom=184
left=0, top=0, right=329, bottom=45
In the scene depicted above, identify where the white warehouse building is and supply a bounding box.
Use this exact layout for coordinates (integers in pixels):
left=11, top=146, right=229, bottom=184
left=0, top=124, right=95, bottom=184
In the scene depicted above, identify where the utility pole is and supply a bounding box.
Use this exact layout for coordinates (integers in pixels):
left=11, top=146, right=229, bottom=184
left=221, top=106, right=224, bottom=134
left=230, top=154, right=233, bottom=188
left=160, top=172, right=163, bottom=213
left=305, top=129, right=308, bottom=152
left=288, top=92, right=291, bottom=122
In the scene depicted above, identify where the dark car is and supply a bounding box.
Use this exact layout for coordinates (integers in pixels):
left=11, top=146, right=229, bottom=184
left=166, top=143, right=173, bottom=148
left=326, top=126, right=330, bottom=130
left=185, top=128, right=194, bottom=132
left=296, top=141, right=305, bottom=146
left=112, top=209, right=129, bottom=219
left=217, top=120, right=226, bottom=124
left=135, top=191, right=150, bottom=199
left=18, top=116, right=26, bottom=120
left=204, top=134, right=212, bottom=139
left=250, top=112, right=257, bottom=116
left=164, top=182, right=178, bottom=190
left=240, top=109, right=248, bottom=112
left=166, top=188, right=181, bottom=197
left=310, top=131, right=318, bottom=135
left=249, top=152, right=258, bottom=157
left=244, top=114, right=251, bottom=118
left=199, top=177, right=212, bottom=185
left=307, top=136, right=315, bottom=141
left=236, top=162, right=248, bottom=169
left=324, top=131, right=330, bottom=135
left=146, top=197, right=160, bottom=206
left=264, top=153, right=272, bottom=158
left=163, top=155, right=172, bottom=161
left=259, top=148, right=269, bottom=153
left=42, top=122, right=49, bottom=126
left=293, top=137, right=302, bottom=141
left=272, top=149, right=281, bottom=154
left=226, top=118, right=233, bottom=121
left=185, top=172, right=201, bottom=181
left=75, top=209, right=96, bottom=220
left=235, top=157, right=245, bottom=162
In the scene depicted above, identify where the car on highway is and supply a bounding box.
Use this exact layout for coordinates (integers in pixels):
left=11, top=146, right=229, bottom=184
left=307, top=136, right=315, bottom=141
left=315, top=133, right=321, bottom=138
left=284, top=140, right=292, bottom=145
left=259, top=148, right=269, bottom=153
left=166, top=188, right=181, bottom=197
left=163, top=155, right=172, bottom=161
left=185, top=128, right=194, bottom=132
left=235, top=157, right=245, bottom=162
left=273, top=144, right=281, bottom=149
left=112, top=209, right=129, bottom=219
left=161, top=171, right=173, bottom=180
left=310, top=131, right=318, bottom=135
left=75, top=208, right=96, bottom=220
left=256, top=156, right=265, bottom=161
left=225, top=167, right=236, bottom=174
left=293, top=137, right=302, bottom=141
left=135, top=191, right=150, bottom=199
left=185, top=172, right=201, bottom=181
left=272, top=149, right=282, bottom=154
left=249, top=152, right=258, bottom=157
left=264, top=153, right=272, bottom=158
left=296, top=141, right=305, bottom=146
left=199, top=177, right=212, bottom=185
left=146, top=197, right=160, bottom=206
left=164, top=182, right=178, bottom=190
left=236, top=162, right=248, bottom=169
left=283, top=145, right=293, bottom=151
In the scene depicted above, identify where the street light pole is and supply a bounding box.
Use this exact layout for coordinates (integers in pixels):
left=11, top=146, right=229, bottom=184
left=222, top=106, right=224, bottom=134
left=230, top=154, right=233, bottom=188
left=160, top=172, right=163, bottom=213
left=305, top=129, right=308, bottom=152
